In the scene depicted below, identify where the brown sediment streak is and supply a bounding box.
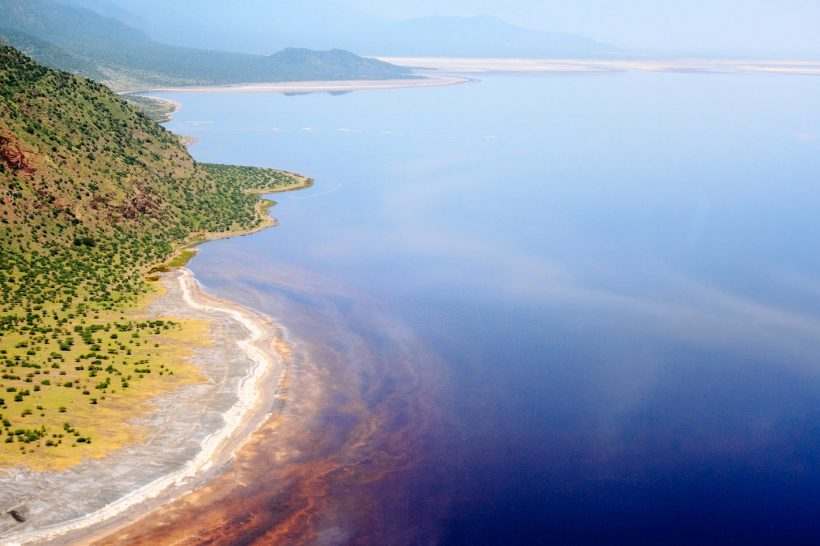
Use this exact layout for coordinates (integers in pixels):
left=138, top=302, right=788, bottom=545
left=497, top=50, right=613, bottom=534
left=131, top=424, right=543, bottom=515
left=89, top=311, right=440, bottom=545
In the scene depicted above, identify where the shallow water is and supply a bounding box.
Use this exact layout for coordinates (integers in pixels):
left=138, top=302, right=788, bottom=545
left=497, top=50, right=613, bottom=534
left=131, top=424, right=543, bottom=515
left=160, top=71, right=820, bottom=544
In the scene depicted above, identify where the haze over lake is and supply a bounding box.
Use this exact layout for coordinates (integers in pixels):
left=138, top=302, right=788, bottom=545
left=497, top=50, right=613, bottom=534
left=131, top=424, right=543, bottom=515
left=160, top=70, right=820, bottom=543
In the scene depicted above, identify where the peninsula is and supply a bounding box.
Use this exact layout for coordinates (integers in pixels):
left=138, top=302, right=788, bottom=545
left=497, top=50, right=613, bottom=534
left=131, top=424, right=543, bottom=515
left=0, top=44, right=309, bottom=540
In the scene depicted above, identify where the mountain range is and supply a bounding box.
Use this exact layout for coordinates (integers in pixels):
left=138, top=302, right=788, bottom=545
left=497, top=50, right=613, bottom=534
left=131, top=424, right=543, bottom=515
left=65, top=0, right=618, bottom=59
left=0, top=0, right=412, bottom=91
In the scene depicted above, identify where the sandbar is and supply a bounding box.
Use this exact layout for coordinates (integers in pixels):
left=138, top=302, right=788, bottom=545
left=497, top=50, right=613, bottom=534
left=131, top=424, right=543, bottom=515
left=150, top=75, right=470, bottom=94
left=379, top=56, right=820, bottom=76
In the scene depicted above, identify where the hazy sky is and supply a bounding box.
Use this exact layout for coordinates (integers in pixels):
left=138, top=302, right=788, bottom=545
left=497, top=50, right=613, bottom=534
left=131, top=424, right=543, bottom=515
left=340, top=0, right=820, bottom=55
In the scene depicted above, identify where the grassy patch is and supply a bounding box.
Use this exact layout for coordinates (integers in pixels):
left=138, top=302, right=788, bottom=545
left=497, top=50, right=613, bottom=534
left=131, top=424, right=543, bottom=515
left=0, top=294, right=209, bottom=471
left=167, top=249, right=198, bottom=269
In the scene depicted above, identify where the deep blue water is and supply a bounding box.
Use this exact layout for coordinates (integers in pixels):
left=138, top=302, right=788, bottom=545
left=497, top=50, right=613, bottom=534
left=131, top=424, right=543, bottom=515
left=161, top=71, right=820, bottom=544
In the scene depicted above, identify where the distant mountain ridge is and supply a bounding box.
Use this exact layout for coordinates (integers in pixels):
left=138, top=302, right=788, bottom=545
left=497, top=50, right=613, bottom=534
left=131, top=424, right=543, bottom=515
left=55, top=0, right=148, bottom=30
left=0, top=28, right=105, bottom=80
left=0, top=0, right=412, bottom=90
left=374, top=15, right=615, bottom=58
left=91, top=0, right=620, bottom=58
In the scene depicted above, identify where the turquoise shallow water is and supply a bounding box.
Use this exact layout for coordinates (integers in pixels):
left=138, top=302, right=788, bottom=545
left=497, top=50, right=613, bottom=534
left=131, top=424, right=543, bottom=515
left=161, top=71, right=820, bottom=544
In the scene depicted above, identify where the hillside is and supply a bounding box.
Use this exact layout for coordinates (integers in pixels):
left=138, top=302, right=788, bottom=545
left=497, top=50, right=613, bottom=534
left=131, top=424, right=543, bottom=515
left=0, top=28, right=105, bottom=80
left=0, top=45, right=307, bottom=468
left=0, top=0, right=412, bottom=90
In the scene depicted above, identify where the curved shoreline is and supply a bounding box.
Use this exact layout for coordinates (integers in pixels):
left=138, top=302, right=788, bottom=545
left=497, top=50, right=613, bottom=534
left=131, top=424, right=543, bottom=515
left=148, top=75, right=471, bottom=94
left=4, top=269, right=289, bottom=545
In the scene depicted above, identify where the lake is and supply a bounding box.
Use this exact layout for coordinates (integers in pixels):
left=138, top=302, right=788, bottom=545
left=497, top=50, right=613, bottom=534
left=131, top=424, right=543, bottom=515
left=160, top=70, right=820, bottom=544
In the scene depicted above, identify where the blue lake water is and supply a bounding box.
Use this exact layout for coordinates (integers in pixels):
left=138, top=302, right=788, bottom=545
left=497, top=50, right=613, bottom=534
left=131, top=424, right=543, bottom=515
left=161, top=71, right=820, bottom=544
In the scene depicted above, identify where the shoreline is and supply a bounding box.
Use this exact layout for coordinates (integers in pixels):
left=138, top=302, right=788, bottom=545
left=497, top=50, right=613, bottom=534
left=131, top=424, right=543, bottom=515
left=2, top=176, right=312, bottom=545
left=147, top=75, right=470, bottom=95
left=4, top=269, right=290, bottom=545
left=152, top=174, right=314, bottom=271
left=377, top=56, right=820, bottom=76
left=143, top=95, right=182, bottom=112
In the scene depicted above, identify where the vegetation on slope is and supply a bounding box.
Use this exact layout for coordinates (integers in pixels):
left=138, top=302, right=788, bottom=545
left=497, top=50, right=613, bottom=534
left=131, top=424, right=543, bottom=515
left=0, top=28, right=105, bottom=80
left=0, top=45, right=306, bottom=468
left=0, top=0, right=412, bottom=91
left=120, top=94, right=176, bottom=123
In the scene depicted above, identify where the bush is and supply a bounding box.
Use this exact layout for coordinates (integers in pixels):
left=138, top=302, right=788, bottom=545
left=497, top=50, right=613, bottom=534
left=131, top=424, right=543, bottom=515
left=72, top=237, right=96, bottom=248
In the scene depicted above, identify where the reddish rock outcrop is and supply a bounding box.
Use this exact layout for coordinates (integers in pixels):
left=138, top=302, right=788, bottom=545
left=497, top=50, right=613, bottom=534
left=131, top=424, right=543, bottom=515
left=118, top=190, right=163, bottom=220
left=0, top=135, right=36, bottom=174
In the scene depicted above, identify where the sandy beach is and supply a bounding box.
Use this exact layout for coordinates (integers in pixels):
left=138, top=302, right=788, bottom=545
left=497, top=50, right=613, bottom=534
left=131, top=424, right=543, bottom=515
left=379, top=56, right=820, bottom=76
left=379, top=56, right=619, bottom=74
left=1, top=269, right=290, bottom=545
left=150, top=75, right=470, bottom=94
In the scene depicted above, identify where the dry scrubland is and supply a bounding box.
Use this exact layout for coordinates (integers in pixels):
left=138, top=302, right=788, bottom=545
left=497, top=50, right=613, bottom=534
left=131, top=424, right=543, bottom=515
left=0, top=291, right=209, bottom=470
left=0, top=45, right=307, bottom=469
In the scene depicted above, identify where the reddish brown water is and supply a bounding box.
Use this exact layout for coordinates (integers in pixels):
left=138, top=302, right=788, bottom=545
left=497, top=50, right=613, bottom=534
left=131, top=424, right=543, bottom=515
left=92, top=280, right=446, bottom=545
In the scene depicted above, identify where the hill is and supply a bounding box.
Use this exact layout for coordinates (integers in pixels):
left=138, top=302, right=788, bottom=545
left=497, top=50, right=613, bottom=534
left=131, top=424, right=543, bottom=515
left=0, top=28, right=105, bottom=80
left=0, top=45, right=307, bottom=469
left=0, top=0, right=412, bottom=90
left=265, top=47, right=413, bottom=80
